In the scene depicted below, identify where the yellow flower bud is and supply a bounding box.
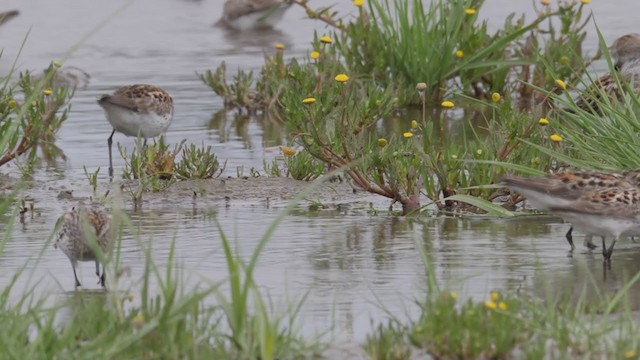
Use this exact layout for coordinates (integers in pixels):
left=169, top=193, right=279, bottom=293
left=377, top=138, right=388, bottom=147
left=484, top=300, right=497, bottom=310
left=550, top=134, right=563, bottom=142
left=441, top=100, right=455, bottom=108
left=280, top=146, right=297, bottom=156
left=320, top=35, right=333, bottom=44
left=334, top=74, right=349, bottom=83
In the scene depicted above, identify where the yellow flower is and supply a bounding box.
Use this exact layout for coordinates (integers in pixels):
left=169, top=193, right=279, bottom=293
left=275, top=43, right=285, bottom=50
left=555, top=79, right=567, bottom=90
left=451, top=154, right=458, bottom=159
left=455, top=50, right=464, bottom=58
left=302, top=97, right=316, bottom=104
left=310, top=50, right=320, bottom=59
left=541, top=0, right=550, bottom=5
left=280, top=146, right=297, bottom=156
left=131, top=314, right=145, bottom=327
left=484, top=300, right=497, bottom=310
left=476, top=149, right=483, bottom=155
left=465, top=8, right=476, bottom=15
left=490, top=291, right=500, bottom=301
left=353, top=0, right=364, bottom=6
left=335, top=74, right=349, bottom=83
left=539, top=117, right=549, bottom=126
left=498, top=302, right=507, bottom=311
left=550, top=134, right=563, bottom=142
left=491, top=92, right=501, bottom=103
left=378, top=138, right=388, bottom=147
left=450, top=292, right=457, bottom=301
left=43, top=88, right=53, bottom=96
left=403, top=132, right=414, bottom=138
left=320, top=35, right=333, bottom=44
left=581, top=0, right=589, bottom=4
left=624, top=349, right=637, bottom=359
left=8, top=100, right=16, bottom=108
left=411, top=120, right=418, bottom=129
left=441, top=100, right=455, bottom=108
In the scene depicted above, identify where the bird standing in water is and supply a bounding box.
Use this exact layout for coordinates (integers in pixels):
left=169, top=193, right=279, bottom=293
left=97, top=84, right=174, bottom=178
left=55, top=203, right=114, bottom=288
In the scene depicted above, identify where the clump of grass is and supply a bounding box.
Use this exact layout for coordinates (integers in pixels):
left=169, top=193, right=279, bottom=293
left=119, top=137, right=182, bottom=182
left=264, top=146, right=325, bottom=181
left=363, top=321, right=412, bottom=360
left=200, top=62, right=263, bottom=114
left=0, top=61, right=73, bottom=173
left=174, top=143, right=223, bottom=180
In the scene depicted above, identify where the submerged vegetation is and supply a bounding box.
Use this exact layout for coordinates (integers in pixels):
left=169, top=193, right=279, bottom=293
left=4, top=0, right=640, bottom=358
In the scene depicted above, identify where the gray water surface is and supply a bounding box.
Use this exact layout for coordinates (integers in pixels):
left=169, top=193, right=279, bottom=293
left=1, top=0, right=640, bottom=343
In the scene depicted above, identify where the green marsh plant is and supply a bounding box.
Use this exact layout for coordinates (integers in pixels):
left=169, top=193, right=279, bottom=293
left=0, top=62, right=72, bottom=173
left=174, top=143, right=223, bottom=180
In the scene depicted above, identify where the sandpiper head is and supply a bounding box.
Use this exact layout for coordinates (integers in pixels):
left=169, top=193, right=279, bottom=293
left=609, top=33, right=640, bottom=70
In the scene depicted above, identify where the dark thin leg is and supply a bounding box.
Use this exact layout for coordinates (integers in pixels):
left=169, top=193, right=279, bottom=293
left=71, top=262, right=81, bottom=288
left=100, top=265, right=106, bottom=288
left=143, top=138, right=148, bottom=148
left=95, top=259, right=100, bottom=277
left=584, top=234, right=597, bottom=250
left=108, top=129, right=116, bottom=179
left=603, top=237, right=617, bottom=262
left=565, top=226, right=575, bottom=252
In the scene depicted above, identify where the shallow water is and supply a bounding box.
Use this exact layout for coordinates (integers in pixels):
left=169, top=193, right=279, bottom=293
left=2, top=0, right=640, bottom=345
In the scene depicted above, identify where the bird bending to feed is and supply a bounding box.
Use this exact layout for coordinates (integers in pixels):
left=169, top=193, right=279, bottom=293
left=218, top=0, right=293, bottom=30
left=98, top=84, right=174, bottom=178
left=55, top=203, right=114, bottom=288
left=609, top=33, right=640, bottom=69
left=574, top=33, right=640, bottom=113
left=503, top=170, right=640, bottom=258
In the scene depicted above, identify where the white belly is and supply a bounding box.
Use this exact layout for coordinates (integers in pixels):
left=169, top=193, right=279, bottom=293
left=103, top=106, right=173, bottom=138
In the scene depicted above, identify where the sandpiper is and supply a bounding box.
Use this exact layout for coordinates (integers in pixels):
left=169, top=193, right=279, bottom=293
left=609, top=33, right=640, bottom=69
left=575, top=33, right=640, bottom=112
left=503, top=170, right=640, bottom=253
left=98, top=84, right=174, bottom=178
left=547, top=186, right=640, bottom=261
left=217, top=0, right=293, bottom=30
left=54, top=203, right=114, bottom=288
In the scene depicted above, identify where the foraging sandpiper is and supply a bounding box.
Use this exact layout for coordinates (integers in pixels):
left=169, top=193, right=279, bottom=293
left=575, top=33, right=640, bottom=112
left=97, top=84, right=174, bottom=178
left=54, top=203, right=114, bottom=288
left=217, top=0, right=293, bottom=30
left=503, top=170, right=640, bottom=255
